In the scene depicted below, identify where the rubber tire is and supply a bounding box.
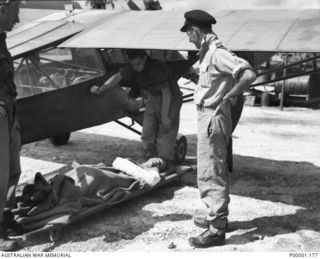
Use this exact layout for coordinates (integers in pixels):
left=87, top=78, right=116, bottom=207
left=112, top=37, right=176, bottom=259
left=174, top=134, right=187, bottom=164
left=49, top=132, right=71, bottom=146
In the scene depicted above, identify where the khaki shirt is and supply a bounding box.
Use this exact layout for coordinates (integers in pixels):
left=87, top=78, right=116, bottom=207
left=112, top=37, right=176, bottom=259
left=194, top=33, right=252, bottom=107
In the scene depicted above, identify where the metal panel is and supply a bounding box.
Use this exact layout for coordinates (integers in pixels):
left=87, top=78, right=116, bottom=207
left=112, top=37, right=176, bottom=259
left=8, top=9, right=73, bottom=38
left=7, top=22, right=41, bottom=38
left=7, top=21, right=67, bottom=49
left=61, top=10, right=197, bottom=51
left=18, top=8, right=112, bottom=25
left=7, top=9, right=123, bottom=59
left=226, top=10, right=302, bottom=51
left=9, top=22, right=84, bottom=58
left=60, top=9, right=320, bottom=53
left=16, top=76, right=129, bottom=144
left=277, top=9, right=320, bottom=52
left=65, top=10, right=121, bottom=25
left=213, top=10, right=255, bottom=43
left=17, top=8, right=59, bottom=26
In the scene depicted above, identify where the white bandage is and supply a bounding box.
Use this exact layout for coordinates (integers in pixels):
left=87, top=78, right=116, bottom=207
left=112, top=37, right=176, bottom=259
left=112, top=157, right=161, bottom=187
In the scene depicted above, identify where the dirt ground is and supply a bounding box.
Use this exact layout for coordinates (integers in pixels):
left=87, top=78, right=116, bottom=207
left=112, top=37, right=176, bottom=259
left=17, top=102, right=320, bottom=252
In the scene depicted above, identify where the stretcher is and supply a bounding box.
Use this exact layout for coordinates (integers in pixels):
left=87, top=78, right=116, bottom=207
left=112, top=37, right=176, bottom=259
left=14, top=165, right=193, bottom=243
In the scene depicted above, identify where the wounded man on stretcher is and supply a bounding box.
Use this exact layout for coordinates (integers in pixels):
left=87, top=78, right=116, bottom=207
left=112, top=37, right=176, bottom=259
left=7, top=157, right=163, bottom=235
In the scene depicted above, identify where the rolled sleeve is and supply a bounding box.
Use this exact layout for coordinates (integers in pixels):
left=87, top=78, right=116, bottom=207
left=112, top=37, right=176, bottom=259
left=214, top=49, right=252, bottom=81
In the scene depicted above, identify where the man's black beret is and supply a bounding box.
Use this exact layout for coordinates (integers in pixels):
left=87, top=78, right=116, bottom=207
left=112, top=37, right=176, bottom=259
left=180, top=9, right=216, bottom=32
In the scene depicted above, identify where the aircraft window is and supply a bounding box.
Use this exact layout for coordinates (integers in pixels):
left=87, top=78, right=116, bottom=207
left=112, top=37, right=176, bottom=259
left=14, top=47, right=105, bottom=99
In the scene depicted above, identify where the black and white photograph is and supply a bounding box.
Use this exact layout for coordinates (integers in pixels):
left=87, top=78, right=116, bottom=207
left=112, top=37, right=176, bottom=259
left=1, top=0, right=320, bottom=255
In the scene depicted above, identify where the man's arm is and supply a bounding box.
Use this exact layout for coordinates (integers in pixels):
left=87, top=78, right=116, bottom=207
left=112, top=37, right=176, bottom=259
left=161, top=85, right=172, bottom=128
left=90, top=72, right=122, bottom=95
left=223, top=69, right=256, bottom=101
left=212, top=48, right=256, bottom=102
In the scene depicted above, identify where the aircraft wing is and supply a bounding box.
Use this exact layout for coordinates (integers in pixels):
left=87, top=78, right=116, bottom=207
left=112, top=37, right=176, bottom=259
left=60, top=9, right=320, bottom=53
left=17, top=8, right=59, bottom=26
left=7, top=8, right=120, bottom=59
left=7, top=21, right=84, bottom=59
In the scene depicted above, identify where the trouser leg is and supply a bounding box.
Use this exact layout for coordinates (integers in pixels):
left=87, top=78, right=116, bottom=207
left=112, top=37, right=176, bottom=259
left=157, top=114, right=180, bottom=163
left=0, top=116, right=10, bottom=223
left=197, top=103, right=232, bottom=230
left=227, top=95, right=244, bottom=172
left=6, top=117, right=21, bottom=209
left=157, top=95, right=182, bottom=163
left=227, top=138, right=233, bottom=172
left=141, top=107, right=158, bottom=156
left=231, top=95, right=244, bottom=132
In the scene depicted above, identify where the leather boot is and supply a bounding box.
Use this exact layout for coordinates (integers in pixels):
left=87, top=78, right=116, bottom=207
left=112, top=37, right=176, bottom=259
left=0, top=222, right=19, bottom=251
left=188, top=229, right=225, bottom=248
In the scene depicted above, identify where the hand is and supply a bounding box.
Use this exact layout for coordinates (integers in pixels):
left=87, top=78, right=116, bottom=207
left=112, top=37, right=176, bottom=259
left=223, top=94, right=237, bottom=106
left=162, top=115, right=172, bottom=129
left=143, top=157, right=165, bottom=168
left=0, top=103, right=6, bottom=119
left=39, top=76, right=48, bottom=84
left=90, top=85, right=101, bottom=95
left=135, top=97, right=144, bottom=108
left=133, top=97, right=146, bottom=112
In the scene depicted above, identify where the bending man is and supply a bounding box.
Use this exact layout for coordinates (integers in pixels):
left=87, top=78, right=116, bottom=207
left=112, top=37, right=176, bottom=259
left=91, top=49, right=182, bottom=169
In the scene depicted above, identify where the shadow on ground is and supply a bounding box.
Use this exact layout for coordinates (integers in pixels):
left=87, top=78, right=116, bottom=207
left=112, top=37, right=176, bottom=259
left=181, top=133, right=320, bottom=247
left=20, top=131, right=320, bottom=249
left=24, top=184, right=191, bottom=251
left=21, top=131, right=192, bottom=249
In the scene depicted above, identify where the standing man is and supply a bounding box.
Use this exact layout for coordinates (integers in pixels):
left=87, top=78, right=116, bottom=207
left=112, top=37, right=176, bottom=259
left=180, top=10, right=256, bottom=248
left=0, top=0, right=21, bottom=251
left=91, top=49, right=182, bottom=170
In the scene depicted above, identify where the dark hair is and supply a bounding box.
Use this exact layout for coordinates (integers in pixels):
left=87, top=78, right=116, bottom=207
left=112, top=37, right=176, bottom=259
left=197, top=24, right=212, bottom=34
left=186, top=23, right=212, bottom=34
left=126, top=49, right=147, bottom=60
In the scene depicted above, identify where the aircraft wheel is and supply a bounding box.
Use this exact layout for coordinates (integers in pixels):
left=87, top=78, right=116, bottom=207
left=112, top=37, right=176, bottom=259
left=174, top=134, right=187, bottom=164
left=49, top=132, right=71, bottom=146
